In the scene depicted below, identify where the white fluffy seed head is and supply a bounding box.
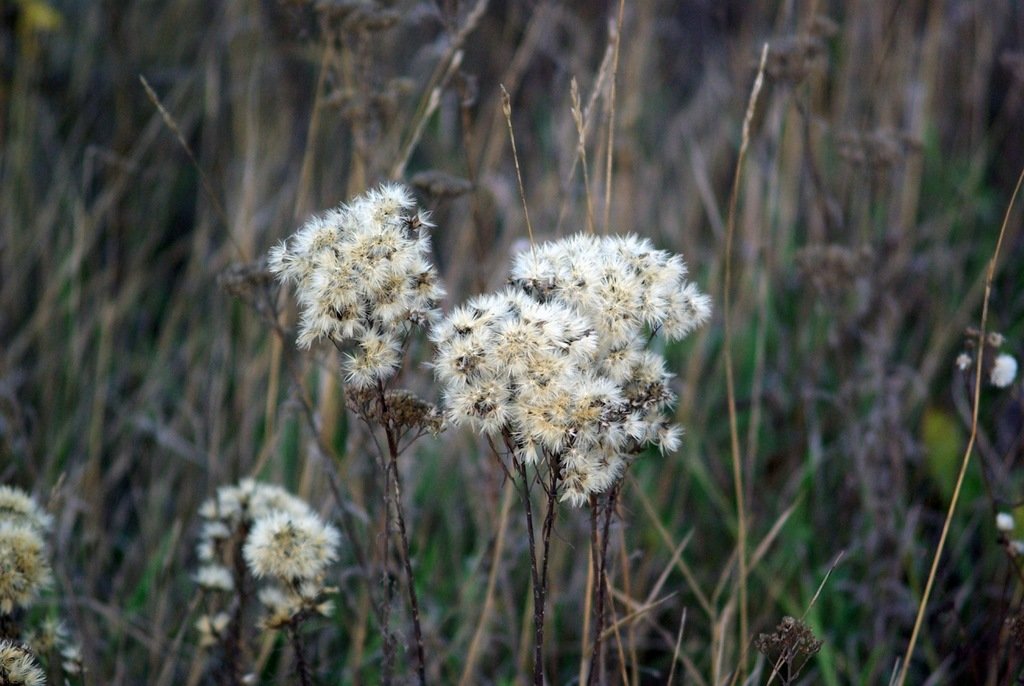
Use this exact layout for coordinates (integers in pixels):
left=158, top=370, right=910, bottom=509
left=243, top=511, right=340, bottom=581
left=0, top=486, right=51, bottom=535
left=0, top=522, right=52, bottom=614
left=435, top=232, right=710, bottom=506
left=0, top=640, right=45, bottom=686
left=997, top=512, right=1016, bottom=533
left=268, top=184, right=443, bottom=361
left=991, top=353, right=1018, bottom=388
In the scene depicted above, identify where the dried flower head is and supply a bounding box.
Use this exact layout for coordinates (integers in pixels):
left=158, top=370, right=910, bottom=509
left=346, top=387, right=445, bottom=435
left=0, top=523, right=52, bottom=614
left=754, top=616, right=823, bottom=684
left=268, top=184, right=444, bottom=389
left=0, top=640, right=45, bottom=686
left=243, top=511, right=340, bottom=582
left=433, top=233, right=710, bottom=506
left=991, top=353, right=1018, bottom=388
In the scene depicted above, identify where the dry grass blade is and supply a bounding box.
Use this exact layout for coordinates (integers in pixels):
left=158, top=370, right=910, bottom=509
left=601, top=0, right=625, bottom=234
left=570, top=76, right=596, bottom=235
left=896, top=165, right=1024, bottom=684
left=667, top=607, right=687, bottom=686
left=599, top=591, right=678, bottom=641
left=501, top=84, right=534, bottom=244
left=139, top=74, right=244, bottom=260
left=723, top=42, right=769, bottom=678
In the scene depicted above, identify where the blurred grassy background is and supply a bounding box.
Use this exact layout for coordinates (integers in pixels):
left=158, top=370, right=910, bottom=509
left=2, top=0, right=1024, bottom=683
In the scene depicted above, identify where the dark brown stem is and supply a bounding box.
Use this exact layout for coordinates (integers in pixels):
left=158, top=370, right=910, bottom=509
left=539, top=452, right=560, bottom=633
left=377, top=381, right=427, bottom=686
left=223, top=523, right=251, bottom=686
left=380, top=440, right=396, bottom=686
left=588, top=484, right=619, bottom=685
left=514, top=457, right=545, bottom=686
left=289, top=621, right=313, bottom=686
left=587, top=497, right=601, bottom=686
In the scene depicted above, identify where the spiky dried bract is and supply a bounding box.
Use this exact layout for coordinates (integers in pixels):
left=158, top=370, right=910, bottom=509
left=0, top=640, right=45, bottom=686
left=243, top=511, right=340, bottom=582
left=268, top=184, right=445, bottom=389
left=0, top=487, right=51, bottom=536
left=433, top=233, right=710, bottom=506
left=0, top=523, right=52, bottom=615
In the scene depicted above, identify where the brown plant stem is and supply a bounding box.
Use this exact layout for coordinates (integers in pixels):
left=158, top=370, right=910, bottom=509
left=513, top=456, right=545, bottom=686
left=223, top=523, right=251, bottom=686
left=377, top=381, right=427, bottom=686
left=588, top=485, right=619, bottom=685
left=723, top=43, right=768, bottom=679
left=289, top=621, right=313, bottom=686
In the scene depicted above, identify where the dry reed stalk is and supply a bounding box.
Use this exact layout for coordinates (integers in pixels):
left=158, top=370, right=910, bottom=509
left=666, top=607, right=687, bottom=686
left=896, top=165, right=1024, bottom=685
left=604, top=574, right=630, bottom=686
left=501, top=85, right=534, bottom=244
left=578, top=522, right=596, bottom=685
left=613, top=525, right=639, bottom=686
left=570, top=77, right=596, bottom=235
left=602, top=0, right=625, bottom=234
left=723, top=42, right=768, bottom=680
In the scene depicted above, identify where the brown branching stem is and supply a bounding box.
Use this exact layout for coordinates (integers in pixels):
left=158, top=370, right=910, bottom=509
left=513, top=456, right=545, bottom=686
left=507, top=433, right=562, bottom=686
left=377, top=380, right=427, bottom=686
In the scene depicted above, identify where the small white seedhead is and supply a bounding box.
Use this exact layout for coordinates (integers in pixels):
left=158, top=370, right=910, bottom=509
left=997, top=512, right=1016, bottom=534
left=991, top=353, right=1018, bottom=388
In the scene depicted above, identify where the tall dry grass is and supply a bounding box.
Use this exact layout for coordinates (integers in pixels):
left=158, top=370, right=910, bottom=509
left=2, top=0, right=1024, bottom=683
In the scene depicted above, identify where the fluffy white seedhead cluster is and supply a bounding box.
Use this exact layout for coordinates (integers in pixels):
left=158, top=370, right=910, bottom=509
left=0, top=486, right=52, bottom=615
left=0, top=640, right=45, bottom=686
left=268, top=184, right=445, bottom=389
left=955, top=331, right=1018, bottom=390
left=195, top=480, right=339, bottom=635
left=433, top=234, right=711, bottom=506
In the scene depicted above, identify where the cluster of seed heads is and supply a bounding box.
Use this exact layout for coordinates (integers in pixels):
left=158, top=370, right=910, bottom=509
left=195, top=480, right=339, bottom=641
left=955, top=329, right=1018, bottom=389
left=268, top=183, right=444, bottom=390
left=0, top=486, right=81, bottom=683
left=432, top=233, right=711, bottom=506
